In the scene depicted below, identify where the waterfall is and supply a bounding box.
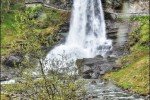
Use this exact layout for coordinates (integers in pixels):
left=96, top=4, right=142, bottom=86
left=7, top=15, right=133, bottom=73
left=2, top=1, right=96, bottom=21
left=44, top=0, right=112, bottom=72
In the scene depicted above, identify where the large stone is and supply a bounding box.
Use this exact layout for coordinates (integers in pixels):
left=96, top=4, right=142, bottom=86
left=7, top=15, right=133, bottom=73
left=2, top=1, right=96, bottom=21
left=3, top=55, right=23, bottom=67
left=76, top=55, right=117, bottom=79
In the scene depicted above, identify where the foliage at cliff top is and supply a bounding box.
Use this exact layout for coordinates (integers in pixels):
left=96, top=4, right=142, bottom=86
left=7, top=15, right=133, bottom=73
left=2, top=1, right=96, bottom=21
left=104, top=15, right=149, bottom=95
left=1, top=2, right=69, bottom=56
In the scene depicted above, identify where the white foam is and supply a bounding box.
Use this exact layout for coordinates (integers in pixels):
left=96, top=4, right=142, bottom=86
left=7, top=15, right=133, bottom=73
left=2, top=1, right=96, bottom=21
left=44, top=0, right=112, bottom=72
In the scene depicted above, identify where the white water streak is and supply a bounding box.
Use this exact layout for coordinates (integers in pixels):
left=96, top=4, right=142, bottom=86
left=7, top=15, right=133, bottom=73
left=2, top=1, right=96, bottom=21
left=44, top=0, right=112, bottom=71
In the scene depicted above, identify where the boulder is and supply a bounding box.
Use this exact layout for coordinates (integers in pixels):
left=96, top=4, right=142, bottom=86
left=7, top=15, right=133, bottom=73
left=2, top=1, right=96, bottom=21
left=76, top=55, right=116, bottom=79
left=107, top=33, right=118, bottom=39
left=3, top=55, right=23, bottom=67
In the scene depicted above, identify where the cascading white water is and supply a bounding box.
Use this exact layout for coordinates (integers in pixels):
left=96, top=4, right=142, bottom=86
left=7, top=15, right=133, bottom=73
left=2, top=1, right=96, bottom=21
left=44, top=0, right=112, bottom=72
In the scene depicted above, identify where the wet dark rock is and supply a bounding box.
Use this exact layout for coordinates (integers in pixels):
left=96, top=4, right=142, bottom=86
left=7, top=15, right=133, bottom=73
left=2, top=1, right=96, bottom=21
left=106, top=30, right=118, bottom=40
left=105, top=20, right=119, bottom=41
left=111, top=44, right=130, bottom=57
left=1, top=67, right=21, bottom=82
left=83, top=57, right=103, bottom=65
left=112, top=65, right=122, bottom=70
left=95, top=55, right=103, bottom=59
left=58, top=22, right=70, bottom=33
left=105, top=12, right=117, bottom=20
left=100, top=63, right=114, bottom=73
left=97, top=45, right=112, bottom=51
left=83, top=74, right=91, bottom=79
left=1, top=53, right=23, bottom=81
left=3, top=54, right=23, bottom=67
left=76, top=55, right=116, bottom=79
left=107, top=33, right=117, bottom=39
left=57, top=34, right=66, bottom=43
left=106, top=20, right=118, bottom=29
left=0, top=76, right=7, bottom=81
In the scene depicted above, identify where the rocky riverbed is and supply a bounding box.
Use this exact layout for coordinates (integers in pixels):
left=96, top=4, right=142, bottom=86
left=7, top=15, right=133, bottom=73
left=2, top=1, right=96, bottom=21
left=84, top=79, right=149, bottom=100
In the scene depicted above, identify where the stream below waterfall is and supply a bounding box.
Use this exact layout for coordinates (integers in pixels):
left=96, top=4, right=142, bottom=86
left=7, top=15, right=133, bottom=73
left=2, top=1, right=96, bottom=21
left=84, top=79, right=146, bottom=100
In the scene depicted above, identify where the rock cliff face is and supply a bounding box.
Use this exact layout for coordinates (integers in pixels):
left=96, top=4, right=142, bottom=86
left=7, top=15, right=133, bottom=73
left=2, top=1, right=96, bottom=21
left=128, top=0, right=149, bottom=14
left=43, top=0, right=121, bottom=11
left=12, top=0, right=149, bottom=14
left=44, top=0, right=73, bottom=10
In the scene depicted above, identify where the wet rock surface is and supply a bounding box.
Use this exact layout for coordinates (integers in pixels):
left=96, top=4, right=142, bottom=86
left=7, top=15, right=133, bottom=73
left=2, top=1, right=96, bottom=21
left=76, top=20, right=129, bottom=79
left=76, top=55, right=117, bottom=79
left=58, top=22, right=70, bottom=33
left=3, top=54, right=23, bottom=67
left=76, top=42, right=129, bottom=79
left=0, top=67, right=21, bottom=82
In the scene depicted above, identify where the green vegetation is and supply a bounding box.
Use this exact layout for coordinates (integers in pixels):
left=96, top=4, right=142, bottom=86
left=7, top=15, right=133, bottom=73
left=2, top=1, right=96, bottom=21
left=1, top=2, right=86, bottom=100
left=1, top=48, right=86, bottom=99
left=1, top=2, right=69, bottom=56
left=1, top=94, right=11, bottom=100
left=2, top=75, right=86, bottom=99
left=104, top=16, right=149, bottom=95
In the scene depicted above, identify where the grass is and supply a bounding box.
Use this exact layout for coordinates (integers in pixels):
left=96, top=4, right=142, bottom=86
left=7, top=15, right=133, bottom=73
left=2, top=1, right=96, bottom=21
left=1, top=94, right=11, bottom=100
left=104, top=16, right=149, bottom=95
left=104, top=55, right=149, bottom=95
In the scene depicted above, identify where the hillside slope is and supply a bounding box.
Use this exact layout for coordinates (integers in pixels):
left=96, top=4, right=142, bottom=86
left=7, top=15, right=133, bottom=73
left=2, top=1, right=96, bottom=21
left=104, top=16, right=149, bottom=95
